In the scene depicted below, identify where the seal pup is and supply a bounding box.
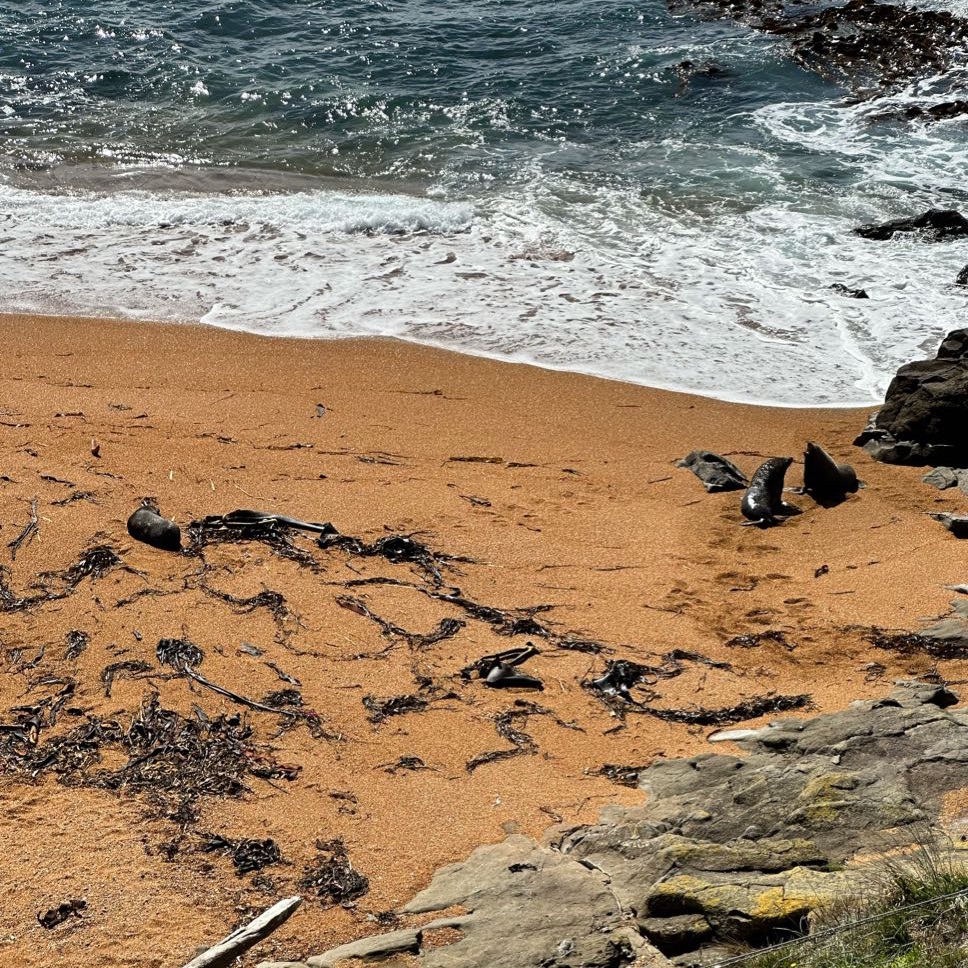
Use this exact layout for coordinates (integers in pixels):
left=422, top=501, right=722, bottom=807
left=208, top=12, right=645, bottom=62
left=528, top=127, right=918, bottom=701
left=127, top=505, right=181, bottom=551
left=740, top=457, right=799, bottom=526
left=678, top=450, right=748, bottom=492
left=802, top=441, right=859, bottom=506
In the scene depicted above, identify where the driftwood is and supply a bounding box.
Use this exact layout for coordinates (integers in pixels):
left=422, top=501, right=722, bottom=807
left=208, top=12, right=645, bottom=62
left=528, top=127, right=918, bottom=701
left=180, top=895, right=302, bottom=968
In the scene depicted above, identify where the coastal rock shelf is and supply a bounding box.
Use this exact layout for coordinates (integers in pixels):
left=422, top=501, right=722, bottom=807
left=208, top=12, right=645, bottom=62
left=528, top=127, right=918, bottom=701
left=266, top=682, right=968, bottom=968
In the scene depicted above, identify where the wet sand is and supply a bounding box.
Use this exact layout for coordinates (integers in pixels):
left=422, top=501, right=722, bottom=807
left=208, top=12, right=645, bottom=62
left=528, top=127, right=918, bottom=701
left=1, top=313, right=966, bottom=967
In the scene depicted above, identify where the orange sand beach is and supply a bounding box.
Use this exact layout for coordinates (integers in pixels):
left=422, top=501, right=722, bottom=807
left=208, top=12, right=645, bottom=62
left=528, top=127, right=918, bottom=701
left=1, top=313, right=966, bottom=968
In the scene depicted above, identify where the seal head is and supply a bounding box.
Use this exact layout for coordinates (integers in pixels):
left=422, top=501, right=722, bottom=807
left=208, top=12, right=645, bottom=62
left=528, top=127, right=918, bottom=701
left=741, top=457, right=798, bottom=526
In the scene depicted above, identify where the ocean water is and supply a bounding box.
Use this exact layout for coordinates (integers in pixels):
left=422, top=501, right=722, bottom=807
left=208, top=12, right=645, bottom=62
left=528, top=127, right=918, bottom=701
left=1, top=0, right=968, bottom=405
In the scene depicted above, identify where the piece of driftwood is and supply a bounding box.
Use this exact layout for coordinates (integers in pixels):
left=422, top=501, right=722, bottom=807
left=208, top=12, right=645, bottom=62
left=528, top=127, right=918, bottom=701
left=180, top=895, right=302, bottom=968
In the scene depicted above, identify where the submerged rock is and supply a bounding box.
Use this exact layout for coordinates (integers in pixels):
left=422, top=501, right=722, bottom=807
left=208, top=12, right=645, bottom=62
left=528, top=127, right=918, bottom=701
left=853, top=208, right=968, bottom=241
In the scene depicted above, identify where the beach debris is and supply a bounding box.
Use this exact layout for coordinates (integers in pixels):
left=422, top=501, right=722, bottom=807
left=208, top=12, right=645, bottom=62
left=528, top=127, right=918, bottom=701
left=802, top=441, right=859, bottom=506
left=740, top=457, right=799, bottom=526
left=928, top=512, right=968, bottom=538
left=199, top=833, right=283, bottom=876
left=37, top=898, right=86, bottom=929
left=336, top=594, right=464, bottom=649
left=179, top=895, right=302, bottom=968
left=300, top=839, right=369, bottom=906
left=378, top=755, right=429, bottom=774
left=484, top=663, right=544, bottom=690
left=101, top=660, right=154, bottom=697
left=63, top=630, right=90, bottom=661
left=314, top=403, right=327, bottom=418
left=677, top=450, right=748, bottom=492
left=585, top=659, right=655, bottom=705
left=725, top=629, right=794, bottom=651
left=866, top=627, right=968, bottom=660
left=156, top=637, right=205, bottom=671
left=7, top=497, right=39, bottom=560
left=854, top=209, right=968, bottom=241
left=90, top=438, right=100, bottom=458
left=363, top=694, right=428, bottom=723
left=260, top=688, right=303, bottom=709
left=593, top=763, right=649, bottom=788
left=639, top=693, right=811, bottom=726
left=829, top=283, right=869, bottom=299
left=200, top=585, right=293, bottom=627
left=466, top=706, right=539, bottom=772
left=41, top=544, right=138, bottom=595
left=461, top=644, right=540, bottom=681
left=187, top=512, right=318, bottom=567
left=127, top=503, right=181, bottom=551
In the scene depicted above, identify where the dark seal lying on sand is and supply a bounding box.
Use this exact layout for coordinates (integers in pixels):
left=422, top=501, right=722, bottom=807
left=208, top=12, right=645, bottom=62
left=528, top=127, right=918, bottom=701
left=127, top=506, right=181, bottom=551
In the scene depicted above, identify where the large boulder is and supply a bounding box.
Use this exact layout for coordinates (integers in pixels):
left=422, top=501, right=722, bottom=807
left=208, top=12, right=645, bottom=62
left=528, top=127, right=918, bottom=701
left=858, top=329, right=968, bottom=465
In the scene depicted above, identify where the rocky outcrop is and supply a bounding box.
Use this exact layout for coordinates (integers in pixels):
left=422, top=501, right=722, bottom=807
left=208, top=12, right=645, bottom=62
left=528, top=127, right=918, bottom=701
left=264, top=683, right=968, bottom=968
left=853, top=209, right=968, bottom=241
left=856, top=329, right=968, bottom=465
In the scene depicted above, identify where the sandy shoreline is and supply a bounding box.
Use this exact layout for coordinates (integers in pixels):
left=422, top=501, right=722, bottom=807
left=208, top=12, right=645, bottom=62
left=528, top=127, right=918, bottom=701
left=1, top=312, right=966, bottom=967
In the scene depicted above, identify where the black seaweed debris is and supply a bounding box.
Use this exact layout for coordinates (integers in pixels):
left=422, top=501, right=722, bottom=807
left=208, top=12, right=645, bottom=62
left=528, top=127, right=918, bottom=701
left=8, top=497, right=39, bottom=560
left=200, top=585, right=293, bottom=625
left=101, top=660, right=154, bottom=698
left=725, top=630, right=794, bottom=651
left=336, top=595, right=464, bottom=649
left=63, top=630, right=90, bottom=662
left=362, top=694, right=428, bottom=723
left=156, top=637, right=205, bottom=671
left=594, top=764, right=649, bottom=788
left=187, top=515, right=318, bottom=567
left=37, top=898, right=86, bottom=929
left=466, top=700, right=579, bottom=773
left=300, top=839, right=369, bottom=906
left=260, top=688, right=303, bottom=709
left=866, top=627, right=968, bottom=660
left=378, top=755, right=429, bottom=774
left=199, top=833, right=283, bottom=876
left=0, top=694, right=300, bottom=816
left=641, top=694, right=812, bottom=726
left=461, top=644, right=540, bottom=681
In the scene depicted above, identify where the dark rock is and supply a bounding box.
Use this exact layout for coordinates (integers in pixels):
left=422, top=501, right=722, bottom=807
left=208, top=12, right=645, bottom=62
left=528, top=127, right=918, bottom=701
left=957, top=265, right=968, bottom=286
left=859, top=329, right=968, bottom=466
left=829, top=283, right=869, bottom=299
left=127, top=506, right=181, bottom=551
left=853, top=209, right=968, bottom=241
left=929, top=512, right=968, bottom=538
left=677, top=451, right=748, bottom=492
left=922, top=467, right=960, bottom=489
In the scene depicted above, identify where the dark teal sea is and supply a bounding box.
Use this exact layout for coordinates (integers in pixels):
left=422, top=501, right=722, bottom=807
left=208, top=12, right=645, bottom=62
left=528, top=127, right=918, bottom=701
left=1, top=0, right=967, bottom=403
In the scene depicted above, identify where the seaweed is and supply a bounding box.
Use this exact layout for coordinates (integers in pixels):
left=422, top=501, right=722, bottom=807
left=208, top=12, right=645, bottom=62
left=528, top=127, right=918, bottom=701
left=594, top=764, right=649, bottom=788
left=200, top=585, right=294, bottom=626
left=37, top=899, right=86, bottom=929
left=725, top=630, right=794, bottom=651
left=300, top=839, right=369, bottom=906
left=186, top=515, right=318, bottom=568
left=335, top=595, right=464, bottom=649
left=362, top=694, right=428, bottom=723
left=641, top=693, right=811, bottom=726
left=260, top=688, right=303, bottom=709
left=378, top=755, right=429, bottom=774
left=199, top=833, right=283, bottom=876
left=101, top=660, right=154, bottom=698
left=465, top=700, right=572, bottom=773
left=63, top=630, right=90, bottom=662
left=156, top=637, right=205, bottom=671
left=866, top=628, right=968, bottom=660
left=7, top=498, right=39, bottom=560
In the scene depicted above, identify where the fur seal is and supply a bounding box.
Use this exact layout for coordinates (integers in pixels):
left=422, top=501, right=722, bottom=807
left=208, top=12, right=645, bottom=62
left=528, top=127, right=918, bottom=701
left=678, top=450, right=748, bottom=492
left=127, top=506, right=181, bottom=551
left=803, top=441, right=859, bottom=505
left=740, top=457, right=798, bottom=526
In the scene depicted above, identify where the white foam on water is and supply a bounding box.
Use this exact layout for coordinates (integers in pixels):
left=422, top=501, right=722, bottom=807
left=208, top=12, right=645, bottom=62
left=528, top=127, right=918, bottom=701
left=0, top=161, right=963, bottom=407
